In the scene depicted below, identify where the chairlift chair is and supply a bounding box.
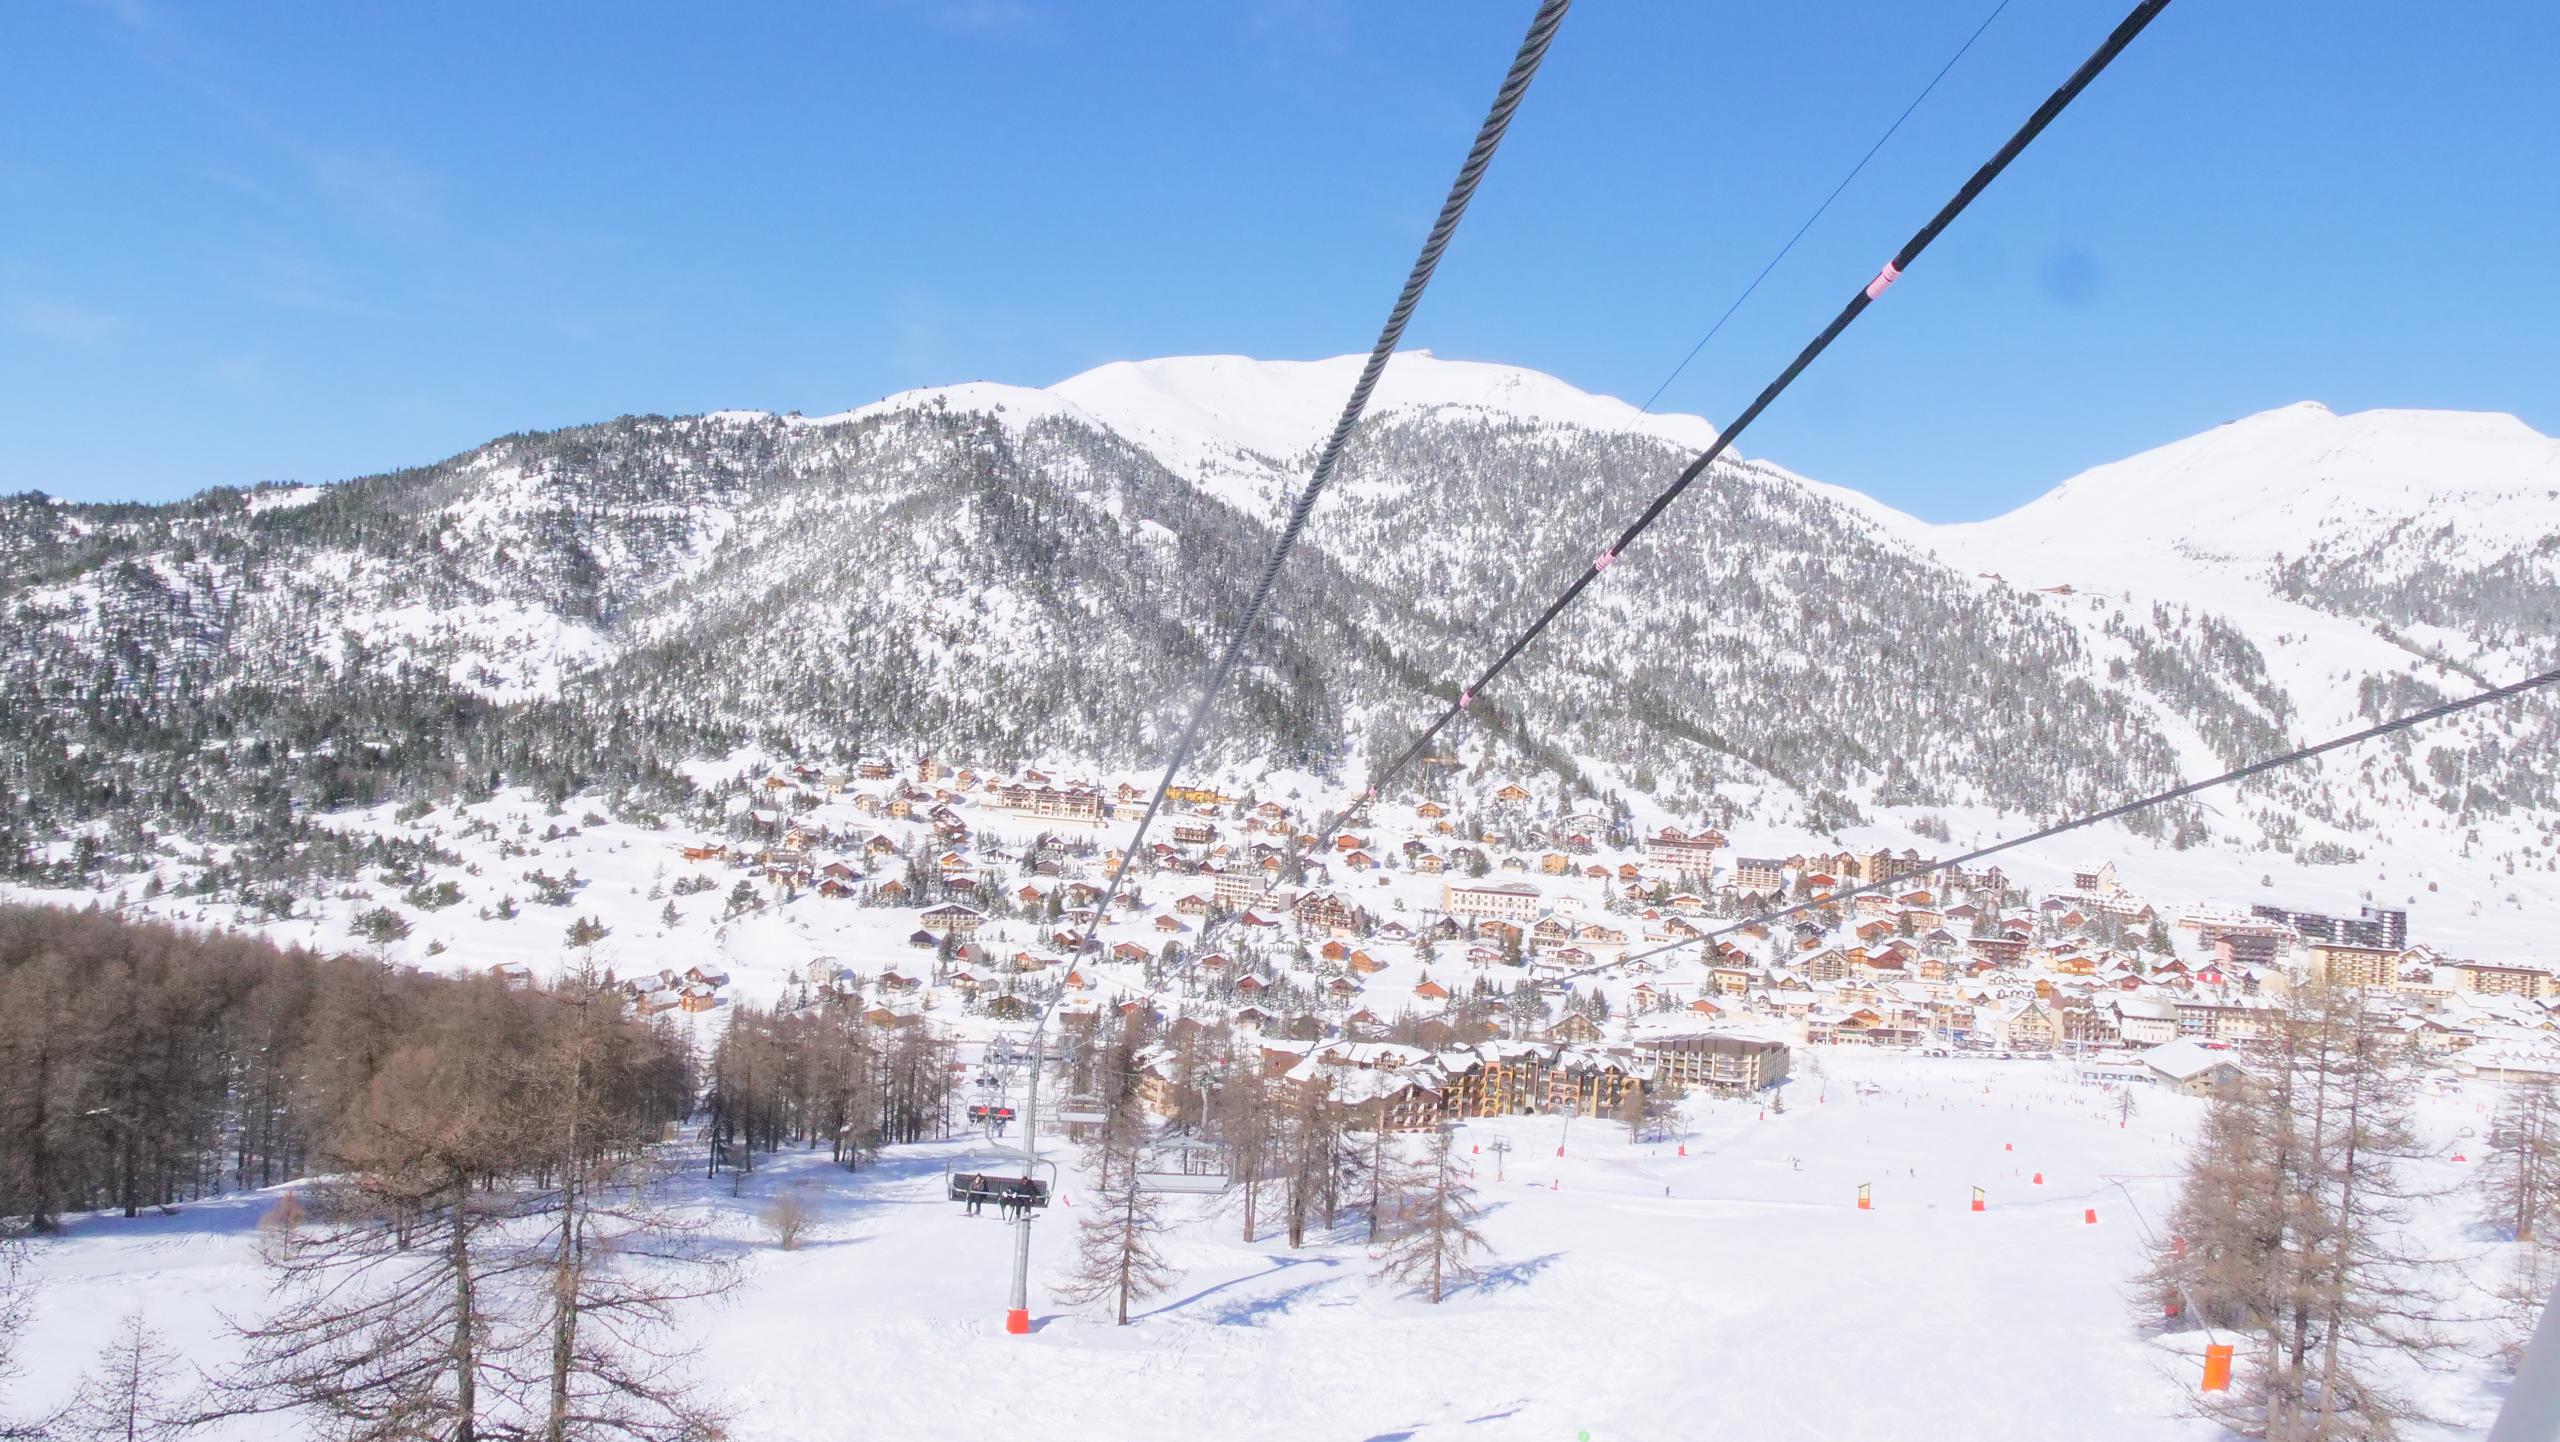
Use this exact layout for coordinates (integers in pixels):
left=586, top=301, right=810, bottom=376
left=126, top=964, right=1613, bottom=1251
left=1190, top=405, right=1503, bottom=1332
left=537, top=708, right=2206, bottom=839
left=1135, top=1136, right=1232, bottom=1195
left=943, top=1154, right=1056, bottom=1216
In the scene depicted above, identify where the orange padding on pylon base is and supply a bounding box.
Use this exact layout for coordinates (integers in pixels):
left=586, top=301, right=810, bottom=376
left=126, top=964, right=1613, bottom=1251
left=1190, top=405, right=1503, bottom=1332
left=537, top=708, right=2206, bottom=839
left=2202, top=1343, right=2233, bottom=1392
left=1006, top=1309, right=1031, bottom=1336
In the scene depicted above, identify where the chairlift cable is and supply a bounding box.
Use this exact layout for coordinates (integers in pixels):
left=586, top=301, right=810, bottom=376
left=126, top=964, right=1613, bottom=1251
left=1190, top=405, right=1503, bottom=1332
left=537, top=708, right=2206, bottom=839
left=1636, top=0, right=2014, bottom=417
left=1309, top=0, right=2175, bottom=854
left=970, top=1, right=1581, bottom=1327
left=1056, top=0, right=1577, bottom=1001
left=1556, top=663, right=2560, bottom=983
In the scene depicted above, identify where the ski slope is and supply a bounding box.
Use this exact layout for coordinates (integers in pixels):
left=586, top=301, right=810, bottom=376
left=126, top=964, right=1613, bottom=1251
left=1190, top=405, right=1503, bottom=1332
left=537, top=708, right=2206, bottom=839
left=10, top=1051, right=2518, bottom=1441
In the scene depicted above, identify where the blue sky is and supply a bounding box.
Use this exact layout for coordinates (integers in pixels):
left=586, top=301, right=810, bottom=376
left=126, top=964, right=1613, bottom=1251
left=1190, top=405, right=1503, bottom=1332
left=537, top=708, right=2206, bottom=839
left=5, top=1, right=2554, bottom=520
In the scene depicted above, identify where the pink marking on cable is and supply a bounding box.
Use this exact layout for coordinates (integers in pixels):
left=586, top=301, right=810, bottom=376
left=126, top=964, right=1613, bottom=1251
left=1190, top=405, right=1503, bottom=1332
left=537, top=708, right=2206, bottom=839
left=1458, top=691, right=1474, bottom=710
left=1865, top=260, right=1902, bottom=301
left=1593, top=550, right=1617, bottom=572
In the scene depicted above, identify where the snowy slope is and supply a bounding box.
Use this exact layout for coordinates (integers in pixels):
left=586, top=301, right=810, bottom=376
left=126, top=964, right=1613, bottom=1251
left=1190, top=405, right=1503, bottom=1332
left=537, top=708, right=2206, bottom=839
left=1939, top=401, right=2560, bottom=570
left=1913, top=401, right=2560, bottom=826
left=9, top=1053, right=2518, bottom=1441
left=1923, top=400, right=2560, bottom=698
left=1050, top=351, right=1720, bottom=517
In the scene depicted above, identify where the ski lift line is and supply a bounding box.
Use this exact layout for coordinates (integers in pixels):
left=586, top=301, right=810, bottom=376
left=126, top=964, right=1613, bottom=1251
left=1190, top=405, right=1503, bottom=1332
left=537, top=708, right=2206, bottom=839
left=1634, top=0, right=2015, bottom=417
left=1311, top=0, right=2176, bottom=850
left=1052, top=0, right=1578, bottom=1013
left=1554, top=662, right=2560, bottom=985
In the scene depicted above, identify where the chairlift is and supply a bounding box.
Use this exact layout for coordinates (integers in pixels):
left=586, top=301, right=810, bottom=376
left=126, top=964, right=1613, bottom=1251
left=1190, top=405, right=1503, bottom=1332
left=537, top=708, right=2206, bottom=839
left=1135, top=1136, right=1232, bottom=1195
left=943, top=1156, right=1055, bottom=1216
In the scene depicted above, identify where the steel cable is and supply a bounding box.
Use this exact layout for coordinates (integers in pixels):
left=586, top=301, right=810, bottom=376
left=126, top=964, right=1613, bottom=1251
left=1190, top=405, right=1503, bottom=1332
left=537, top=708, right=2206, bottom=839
left=1054, top=0, right=1576, bottom=999
left=1312, top=0, right=2176, bottom=853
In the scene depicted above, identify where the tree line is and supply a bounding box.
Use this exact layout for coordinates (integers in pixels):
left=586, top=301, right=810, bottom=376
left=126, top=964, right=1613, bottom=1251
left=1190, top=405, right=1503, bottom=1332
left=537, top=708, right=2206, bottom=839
left=0, top=905, right=735, bottom=1440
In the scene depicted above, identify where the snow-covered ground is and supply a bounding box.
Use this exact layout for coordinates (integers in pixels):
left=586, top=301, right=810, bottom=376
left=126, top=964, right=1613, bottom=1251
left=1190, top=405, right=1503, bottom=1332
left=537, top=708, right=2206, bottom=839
left=12, top=1050, right=2522, bottom=1441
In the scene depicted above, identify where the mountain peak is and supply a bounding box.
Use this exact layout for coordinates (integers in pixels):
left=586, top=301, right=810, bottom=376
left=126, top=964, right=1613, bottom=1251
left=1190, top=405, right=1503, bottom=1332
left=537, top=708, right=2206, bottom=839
left=1964, top=400, right=2560, bottom=553
left=1050, top=351, right=1720, bottom=468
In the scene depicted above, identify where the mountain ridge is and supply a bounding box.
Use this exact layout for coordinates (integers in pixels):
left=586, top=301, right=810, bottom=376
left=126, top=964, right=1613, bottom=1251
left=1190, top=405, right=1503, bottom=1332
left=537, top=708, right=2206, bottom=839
left=2, top=352, right=2552, bottom=928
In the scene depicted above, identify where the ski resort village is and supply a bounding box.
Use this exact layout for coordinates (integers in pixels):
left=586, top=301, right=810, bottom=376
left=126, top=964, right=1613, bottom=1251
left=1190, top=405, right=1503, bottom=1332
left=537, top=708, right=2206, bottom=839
left=202, top=750, right=2560, bottom=1099
left=11, top=2, right=2560, bottom=1437
left=8, top=740, right=2559, bottom=1439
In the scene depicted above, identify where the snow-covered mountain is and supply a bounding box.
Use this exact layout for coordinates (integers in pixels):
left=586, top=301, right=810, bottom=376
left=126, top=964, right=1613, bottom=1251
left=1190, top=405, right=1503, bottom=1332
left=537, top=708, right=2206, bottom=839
left=1918, top=399, right=2560, bottom=833
left=3, top=353, right=2553, bottom=918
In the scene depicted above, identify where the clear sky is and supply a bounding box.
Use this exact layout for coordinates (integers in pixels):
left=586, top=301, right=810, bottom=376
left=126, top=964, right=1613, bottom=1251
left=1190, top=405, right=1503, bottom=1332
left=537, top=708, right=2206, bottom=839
left=5, top=1, right=2555, bottom=520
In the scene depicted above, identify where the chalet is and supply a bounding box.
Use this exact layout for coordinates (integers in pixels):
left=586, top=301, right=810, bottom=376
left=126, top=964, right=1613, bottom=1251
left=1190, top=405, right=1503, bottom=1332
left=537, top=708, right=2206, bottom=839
left=2000, top=1001, right=2059, bottom=1049
left=1968, top=936, right=2030, bottom=966
left=1293, top=891, right=1367, bottom=938
left=1546, top=1013, right=1603, bottom=1043
left=918, top=903, right=984, bottom=937
left=2144, top=1039, right=2248, bottom=1097
left=1801, top=949, right=1852, bottom=983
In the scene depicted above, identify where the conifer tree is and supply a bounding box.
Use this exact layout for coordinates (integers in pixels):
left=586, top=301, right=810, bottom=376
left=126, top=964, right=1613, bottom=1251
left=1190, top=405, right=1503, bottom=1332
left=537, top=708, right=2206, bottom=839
left=1059, top=1106, right=1176, bottom=1326
left=64, top=1312, right=189, bottom=1442
left=2143, top=983, right=2442, bottom=1440
left=1370, top=1125, right=1490, bottom=1305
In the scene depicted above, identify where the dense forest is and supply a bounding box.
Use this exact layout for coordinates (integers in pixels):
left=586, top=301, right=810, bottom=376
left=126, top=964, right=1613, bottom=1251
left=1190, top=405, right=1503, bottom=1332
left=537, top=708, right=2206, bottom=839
left=0, top=906, right=989, bottom=1439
